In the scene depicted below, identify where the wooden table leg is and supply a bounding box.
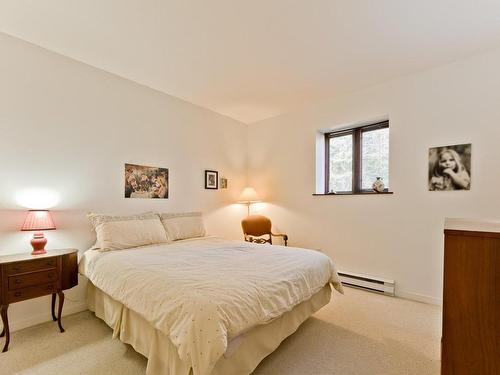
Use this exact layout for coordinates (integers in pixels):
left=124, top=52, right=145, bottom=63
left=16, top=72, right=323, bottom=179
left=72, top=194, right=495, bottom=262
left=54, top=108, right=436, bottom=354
left=0, top=314, right=4, bottom=337
left=51, top=293, right=57, bottom=321
left=1, top=304, right=9, bottom=353
left=57, top=291, right=65, bottom=333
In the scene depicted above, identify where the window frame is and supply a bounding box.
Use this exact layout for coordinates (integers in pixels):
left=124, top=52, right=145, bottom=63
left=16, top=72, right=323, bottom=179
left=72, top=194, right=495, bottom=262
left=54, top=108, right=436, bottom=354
left=325, top=121, right=389, bottom=194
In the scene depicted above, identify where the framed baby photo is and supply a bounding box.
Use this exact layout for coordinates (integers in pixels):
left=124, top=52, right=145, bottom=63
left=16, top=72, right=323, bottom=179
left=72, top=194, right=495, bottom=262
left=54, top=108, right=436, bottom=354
left=205, top=170, right=218, bottom=189
left=428, top=143, right=471, bottom=191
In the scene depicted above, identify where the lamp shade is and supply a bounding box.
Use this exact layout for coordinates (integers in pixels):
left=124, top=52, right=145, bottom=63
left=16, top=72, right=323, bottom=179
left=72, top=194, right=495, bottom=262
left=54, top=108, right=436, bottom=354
left=238, top=187, right=260, bottom=203
left=21, top=210, right=56, bottom=231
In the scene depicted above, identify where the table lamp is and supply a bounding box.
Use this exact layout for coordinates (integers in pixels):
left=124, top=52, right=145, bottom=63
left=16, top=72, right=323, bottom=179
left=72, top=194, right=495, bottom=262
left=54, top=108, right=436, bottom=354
left=21, top=210, right=56, bottom=255
left=238, top=187, right=261, bottom=215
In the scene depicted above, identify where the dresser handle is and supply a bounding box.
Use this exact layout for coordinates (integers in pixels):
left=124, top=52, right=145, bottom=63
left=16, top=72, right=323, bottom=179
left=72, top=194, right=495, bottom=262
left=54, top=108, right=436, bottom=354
left=14, top=292, right=22, bottom=297
left=47, top=273, right=53, bottom=278
left=14, top=279, right=22, bottom=284
left=12, top=267, right=20, bottom=271
left=46, top=285, right=53, bottom=290
left=46, top=262, right=53, bottom=266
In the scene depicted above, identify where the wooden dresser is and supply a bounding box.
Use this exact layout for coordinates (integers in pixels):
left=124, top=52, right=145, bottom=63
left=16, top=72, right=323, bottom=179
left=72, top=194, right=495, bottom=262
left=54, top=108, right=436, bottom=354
left=442, top=219, right=499, bottom=375
left=0, top=248, right=78, bottom=352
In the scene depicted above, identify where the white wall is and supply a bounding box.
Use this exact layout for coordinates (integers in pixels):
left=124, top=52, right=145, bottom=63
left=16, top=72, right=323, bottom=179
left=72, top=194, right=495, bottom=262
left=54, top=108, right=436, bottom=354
left=0, top=33, right=248, bottom=330
left=2, top=30, right=500, bottom=334
left=247, top=48, right=500, bottom=304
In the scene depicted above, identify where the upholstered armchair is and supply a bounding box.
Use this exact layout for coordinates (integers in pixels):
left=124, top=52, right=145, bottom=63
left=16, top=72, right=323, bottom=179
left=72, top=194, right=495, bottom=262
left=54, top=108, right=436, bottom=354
left=241, top=215, right=288, bottom=246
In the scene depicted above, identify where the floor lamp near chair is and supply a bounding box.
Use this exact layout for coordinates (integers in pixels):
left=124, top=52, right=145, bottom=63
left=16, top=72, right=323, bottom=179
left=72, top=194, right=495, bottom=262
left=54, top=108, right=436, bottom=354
left=238, top=187, right=260, bottom=216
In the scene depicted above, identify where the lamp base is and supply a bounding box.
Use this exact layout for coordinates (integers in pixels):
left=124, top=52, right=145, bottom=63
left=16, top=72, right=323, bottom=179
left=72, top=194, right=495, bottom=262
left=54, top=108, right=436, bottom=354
left=31, top=232, right=47, bottom=255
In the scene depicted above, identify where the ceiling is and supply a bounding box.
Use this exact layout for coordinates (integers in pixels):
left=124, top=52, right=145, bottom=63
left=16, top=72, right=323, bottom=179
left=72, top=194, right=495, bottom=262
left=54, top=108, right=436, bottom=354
left=2, top=1, right=500, bottom=124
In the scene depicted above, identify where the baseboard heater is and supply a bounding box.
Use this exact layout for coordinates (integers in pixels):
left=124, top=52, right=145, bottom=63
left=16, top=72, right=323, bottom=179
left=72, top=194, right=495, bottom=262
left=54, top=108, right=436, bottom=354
left=338, top=271, right=395, bottom=296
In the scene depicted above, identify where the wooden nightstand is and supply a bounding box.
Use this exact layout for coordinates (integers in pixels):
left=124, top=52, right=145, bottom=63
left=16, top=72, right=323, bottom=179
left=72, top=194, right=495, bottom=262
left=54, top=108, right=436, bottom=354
left=0, top=248, right=78, bottom=352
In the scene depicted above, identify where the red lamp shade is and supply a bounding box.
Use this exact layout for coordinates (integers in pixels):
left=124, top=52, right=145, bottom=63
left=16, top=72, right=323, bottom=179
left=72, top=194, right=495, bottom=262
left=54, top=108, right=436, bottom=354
left=21, top=210, right=56, bottom=255
left=22, top=210, right=56, bottom=231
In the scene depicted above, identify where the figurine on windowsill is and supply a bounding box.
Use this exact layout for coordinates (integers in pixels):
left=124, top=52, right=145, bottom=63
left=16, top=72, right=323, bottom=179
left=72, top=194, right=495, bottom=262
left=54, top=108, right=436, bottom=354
left=372, top=177, right=385, bottom=193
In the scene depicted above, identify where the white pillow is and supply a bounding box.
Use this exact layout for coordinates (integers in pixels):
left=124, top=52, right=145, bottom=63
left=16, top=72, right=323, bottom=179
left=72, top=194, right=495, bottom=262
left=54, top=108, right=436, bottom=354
left=159, top=212, right=206, bottom=241
left=87, top=212, right=168, bottom=251
left=87, top=211, right=157, bottom=229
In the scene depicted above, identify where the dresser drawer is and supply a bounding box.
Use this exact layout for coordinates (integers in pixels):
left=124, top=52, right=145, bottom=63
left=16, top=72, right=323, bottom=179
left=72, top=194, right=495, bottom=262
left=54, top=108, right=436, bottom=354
left=6, top=258, right=57, bottom=275
left=7, top=283, right=57, bottom=303
left=8, top=270, right=59, bottom=290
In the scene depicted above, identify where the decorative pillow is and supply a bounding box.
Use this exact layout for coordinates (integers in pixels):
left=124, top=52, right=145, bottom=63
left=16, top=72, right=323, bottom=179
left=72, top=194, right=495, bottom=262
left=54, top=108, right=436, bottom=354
left=87, top=212, right=168, bottom=251
left=87, top=211, right=157, bottom=229
left=159, top=212, right=206, bottom=241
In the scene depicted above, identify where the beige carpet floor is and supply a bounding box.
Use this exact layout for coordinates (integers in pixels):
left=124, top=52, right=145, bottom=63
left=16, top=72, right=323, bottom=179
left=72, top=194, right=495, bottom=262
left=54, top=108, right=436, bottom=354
left=1, top=288, right=441, bottom=375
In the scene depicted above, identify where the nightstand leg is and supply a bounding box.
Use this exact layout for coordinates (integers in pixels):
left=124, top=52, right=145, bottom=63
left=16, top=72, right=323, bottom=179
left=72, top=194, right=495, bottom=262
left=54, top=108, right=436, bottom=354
left=1, top=304, right=9, bottom=352
left=57, top=291, right=65, bottom=333
left=51, top=293, right=57, bottom=321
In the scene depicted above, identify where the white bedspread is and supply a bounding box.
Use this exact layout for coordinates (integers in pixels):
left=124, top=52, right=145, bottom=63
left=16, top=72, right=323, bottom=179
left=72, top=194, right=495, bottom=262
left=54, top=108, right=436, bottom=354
left=81, top=237, right=343, bottom=375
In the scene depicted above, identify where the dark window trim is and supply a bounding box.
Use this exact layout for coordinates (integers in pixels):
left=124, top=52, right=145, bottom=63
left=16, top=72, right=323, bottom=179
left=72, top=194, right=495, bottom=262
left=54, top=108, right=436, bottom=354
left=313, top=191, right=394, bottom=196
left=325, top=121, right=389, bottom=194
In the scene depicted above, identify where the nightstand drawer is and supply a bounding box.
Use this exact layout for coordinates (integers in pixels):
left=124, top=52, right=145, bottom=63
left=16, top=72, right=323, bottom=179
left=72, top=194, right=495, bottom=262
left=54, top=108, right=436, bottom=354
left=7, top=283, right=57, bottom=303
left=6, top=258, right=57, bottom=275
left=8, top=270, right=59, bottom=290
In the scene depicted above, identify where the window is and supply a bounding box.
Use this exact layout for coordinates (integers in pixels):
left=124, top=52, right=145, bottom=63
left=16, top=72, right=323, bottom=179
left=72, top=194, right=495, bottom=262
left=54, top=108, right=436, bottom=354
left=325, top=121, right=389, bottom=194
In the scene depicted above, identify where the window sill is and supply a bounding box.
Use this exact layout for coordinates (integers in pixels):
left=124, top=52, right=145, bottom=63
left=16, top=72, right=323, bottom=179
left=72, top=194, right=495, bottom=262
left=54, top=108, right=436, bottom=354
left=313, top=191, right=394, bottom=196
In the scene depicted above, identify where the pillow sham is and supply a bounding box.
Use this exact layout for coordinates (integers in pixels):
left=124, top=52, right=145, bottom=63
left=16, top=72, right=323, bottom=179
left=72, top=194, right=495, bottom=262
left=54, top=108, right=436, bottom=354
left=87, top=212, right=168, bottom=251
left=87, top=211, right=157, bottom=229
left=159, top=212, right=206, bottom=241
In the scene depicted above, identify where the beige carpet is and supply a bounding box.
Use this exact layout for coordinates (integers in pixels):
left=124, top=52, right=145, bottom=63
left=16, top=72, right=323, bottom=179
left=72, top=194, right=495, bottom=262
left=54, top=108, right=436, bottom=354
left=1, top=288, right=441, bottom=375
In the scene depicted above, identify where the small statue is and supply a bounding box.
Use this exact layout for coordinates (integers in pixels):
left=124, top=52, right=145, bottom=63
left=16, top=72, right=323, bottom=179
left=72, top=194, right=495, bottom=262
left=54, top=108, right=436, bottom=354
left=372, top=177, right=385, bottom=193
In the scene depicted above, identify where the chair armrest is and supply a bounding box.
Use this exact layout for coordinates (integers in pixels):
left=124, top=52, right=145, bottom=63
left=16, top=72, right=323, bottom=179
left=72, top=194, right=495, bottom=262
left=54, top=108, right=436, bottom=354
left=271, top=233, right=288, bottom=246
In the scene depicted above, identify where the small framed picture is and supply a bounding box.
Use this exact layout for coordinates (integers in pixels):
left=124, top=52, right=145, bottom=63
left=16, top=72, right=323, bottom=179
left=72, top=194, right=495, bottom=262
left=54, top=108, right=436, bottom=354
left=205, top=170, right=218, bottom=189
left=220, top=177, right=228, bottom=189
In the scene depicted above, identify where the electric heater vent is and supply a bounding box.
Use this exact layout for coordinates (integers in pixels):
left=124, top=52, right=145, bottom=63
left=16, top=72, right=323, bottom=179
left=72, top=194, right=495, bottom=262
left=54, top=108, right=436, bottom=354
left=338, top=271, right=395, bottom=296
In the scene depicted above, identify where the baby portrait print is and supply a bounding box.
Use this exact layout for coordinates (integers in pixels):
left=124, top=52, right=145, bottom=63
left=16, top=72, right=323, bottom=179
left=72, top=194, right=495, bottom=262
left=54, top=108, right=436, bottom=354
left=428, top=144, right=471, bottom=191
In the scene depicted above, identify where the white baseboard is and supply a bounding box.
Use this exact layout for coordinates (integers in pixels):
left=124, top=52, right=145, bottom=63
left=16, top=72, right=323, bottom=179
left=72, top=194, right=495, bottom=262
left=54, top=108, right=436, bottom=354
left=9, top=302, right=88, bottom=332
left=397, top=290, right=442, bottom=306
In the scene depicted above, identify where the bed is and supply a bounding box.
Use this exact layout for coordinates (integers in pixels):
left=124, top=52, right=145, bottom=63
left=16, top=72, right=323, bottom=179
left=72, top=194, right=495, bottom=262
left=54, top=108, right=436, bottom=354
left=80, top=213, right=343, bottom=375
